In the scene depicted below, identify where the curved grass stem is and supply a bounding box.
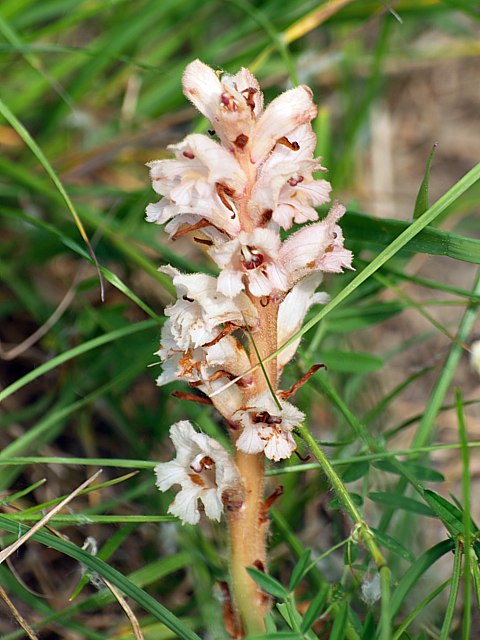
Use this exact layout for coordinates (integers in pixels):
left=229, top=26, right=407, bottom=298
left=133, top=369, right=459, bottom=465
left=297, top=424, right=392, bottom=640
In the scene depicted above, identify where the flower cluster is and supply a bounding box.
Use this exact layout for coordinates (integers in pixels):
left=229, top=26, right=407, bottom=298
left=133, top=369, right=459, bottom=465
left=155, top=421, right=242, bottom=525
left=149, top=60, right=352, bottom=524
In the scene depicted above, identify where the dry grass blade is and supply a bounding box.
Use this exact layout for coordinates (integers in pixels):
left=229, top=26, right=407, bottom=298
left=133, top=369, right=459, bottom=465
left=103, top=577, right=145, bottom=640
left=0, top=217, right=107, bottom=361
left=282, top=0, right=355, bottom=44
left=0, top=585, right=38, bottom=640
left=0, top=470, right=102, bottom=564
left=0, top=279, right=77, bottom=361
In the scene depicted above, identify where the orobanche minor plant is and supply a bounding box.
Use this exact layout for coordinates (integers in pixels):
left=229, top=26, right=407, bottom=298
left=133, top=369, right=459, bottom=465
left=146, top=59, right=352, bottom=637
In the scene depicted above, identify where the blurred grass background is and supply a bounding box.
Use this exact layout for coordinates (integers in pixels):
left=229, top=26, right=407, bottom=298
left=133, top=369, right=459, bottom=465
left=0, top=0, right=480, bottom=638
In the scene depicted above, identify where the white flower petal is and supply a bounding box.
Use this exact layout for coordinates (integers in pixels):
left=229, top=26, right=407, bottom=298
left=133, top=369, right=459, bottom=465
left=168, top=420, right=197, bottom=459
left=247, top=269, right=275, bottom=297
left=202, top=377, right=245, bottom=421
left=205, top=336, right=251, bottom=377
left=154, top=461, right=186, bottom=492
left=297, top=179, right=332, bottom=206
left=208, top=238, right=239, bottom=269
left=277, top=273, right=329, bottom=369
left=160, top=267, right=257, bottom=347
left=236, top=425, right=265, bottom=454
left=154, top=420, right=242, bottom=524
left=263, top=430, right=296, bottom=462
left=225, top=67, right=263, bottom=117
left=201, top=489, right=223, bottom=521
left=217, top=268, right=245, bottom=297
left=145, top=199, right=175, bottom=224
left=182, top=61, right=260, bottom=153
left=233, top=393, right=303, bottom=461
left=252, top=86, right=317, bottom=163
left=280, top=202, right=350, bottom=284
left=182, top=59, right=223, bottom=123
left=155, top=353, right=182, bottom=386
left=168, top=485, right=202, bottom=525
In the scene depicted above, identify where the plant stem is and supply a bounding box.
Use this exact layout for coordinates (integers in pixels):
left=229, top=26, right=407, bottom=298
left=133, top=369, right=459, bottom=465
left=228, top=451, right=268, bottom=635
left=439, top=538, right=462, bottom=640
left=227, top=298, right=279, bottom=636
left=298, top=424, right=392, bottom=640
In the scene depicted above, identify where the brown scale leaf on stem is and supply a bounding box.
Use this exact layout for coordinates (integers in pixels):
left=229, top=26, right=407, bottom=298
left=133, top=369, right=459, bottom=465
left=259, top=486, right=284, bottom=524
left=170, top=390, right=212, bottom=405
left=171, top=218, right=212, bottom=240
left=278, top=363, right=325, bottom=400
left=203, top=322, right=237, bottom=347
left=219, top=581, right=243, bottom=640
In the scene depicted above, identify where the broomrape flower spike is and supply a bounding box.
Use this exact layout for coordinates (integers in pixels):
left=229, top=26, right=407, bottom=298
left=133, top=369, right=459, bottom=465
left=148, top=59, right=353, bottom=635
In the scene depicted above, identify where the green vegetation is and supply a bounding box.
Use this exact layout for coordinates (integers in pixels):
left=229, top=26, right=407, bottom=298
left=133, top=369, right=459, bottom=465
left=1, top=1, right=479, bottom=638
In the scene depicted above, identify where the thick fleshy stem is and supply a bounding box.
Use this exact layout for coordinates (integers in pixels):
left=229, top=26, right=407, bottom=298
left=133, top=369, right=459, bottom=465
left=228, top=451, right=268, bottom=635
left=227, top=298, right=279, bottom=635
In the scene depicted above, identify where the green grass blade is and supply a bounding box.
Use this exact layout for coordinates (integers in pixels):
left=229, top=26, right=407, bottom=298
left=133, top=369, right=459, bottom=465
left=2, top=514, right=175, bottom=524
left=0, top=456, right=156, bottom=469
left=439, top=538, right=462, bottom=640
left=330, top=600, right=349, bottom=640
left=413, top=143, right=437, bottom=219
left=0, top=319, right=156, bottom=404
left=344, top=211, right=480, bottom=264
left=376, top=264, right=480, bottom=302
left=369, top=528, right=415, bottom=563
left=378, top=267, right=480, bottom=531
left=300, top=585, right=329, bottom=633
left=0, top=14, right=74, bottom=109
left=0, top=479, right=47, bottom=506
left=390, top=539, right=455, bottom=617
left=368, top=492, right=434, bottom=517
left=267, top=163, right=480, bottom=368
left=1, top=207, right=171, bottom=313
left=391, top=578, right=450, bottom=640
left=246, top=568, right=289, bottom=600
left=423, top=489, right=477, bottom=537
left=0, top=97, right=104, bottom=298
left=0, top=515, right=201, bottom=640
left=457, top=388, right=472, bottom=638
left=288, top=550, right=311, bottom=591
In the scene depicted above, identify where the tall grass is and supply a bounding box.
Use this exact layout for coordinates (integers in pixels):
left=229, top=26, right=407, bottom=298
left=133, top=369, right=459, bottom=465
left=1, top=1, right=479, bottom=638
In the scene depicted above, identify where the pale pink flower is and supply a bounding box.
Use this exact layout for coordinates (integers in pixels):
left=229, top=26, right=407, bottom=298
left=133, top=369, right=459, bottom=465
left=280, top=202, right=353, bottom=286
left=146, top=134, right=245, bottom=237
left=156, top=324, right=252, bottom=420
left=250, top=124, right=331, bottom=229
left=250, top=86, right=318, bottom=165
left=315, top=219, right=353, bottom=272
left=156, top=322, right=250, bottom=380
left=155, top=344, right=246, bottom=423
left=209, top=228, right=288, bottom=297
left=148, top=135, right=244, bottom=201
left=233, top=392, right=304, bottom=461
left=155, top=329, right=207, bottom=387
left=182, top=59, right=317, bottom=166
left=147, top=60, right=354, bottom=472
left=161, top=266, right=257, bottom=349
left=155, top=420, right=242, bottom=525
left=277, top=273, right=330, bottom=371
left=183, top=60, right=261, bottom=155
